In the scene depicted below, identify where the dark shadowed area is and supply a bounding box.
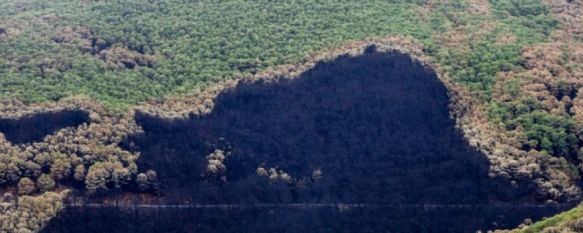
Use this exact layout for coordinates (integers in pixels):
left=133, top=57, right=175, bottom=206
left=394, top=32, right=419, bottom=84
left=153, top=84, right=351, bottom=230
left=0, top=110, right=89, bottom=144
left=43, top=49, right=565, bottom=232
left=121, top=49, right=534, bottom=203
left=43, top=205, right=569, bottom=233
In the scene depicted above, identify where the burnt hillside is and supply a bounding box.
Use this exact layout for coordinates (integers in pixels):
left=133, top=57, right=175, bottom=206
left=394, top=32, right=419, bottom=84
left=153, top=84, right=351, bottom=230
left=0, top=110, right=89, bottom=144
left=122, top=50, right=534, bottom=204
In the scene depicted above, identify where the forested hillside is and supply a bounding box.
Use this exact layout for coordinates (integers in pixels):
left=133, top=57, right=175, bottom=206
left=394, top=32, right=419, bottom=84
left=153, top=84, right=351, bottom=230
left=1, top=0, right=575, bottom=168
left=0, top=0, right=555, bottom=108
left=1, top=0, right=583, bottom=232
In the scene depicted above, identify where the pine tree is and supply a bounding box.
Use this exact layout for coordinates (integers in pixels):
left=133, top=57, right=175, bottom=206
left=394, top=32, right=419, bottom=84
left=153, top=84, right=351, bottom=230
left=36, top=174, right=55, bottom=192
left=17, top=178, right=35, bottom=195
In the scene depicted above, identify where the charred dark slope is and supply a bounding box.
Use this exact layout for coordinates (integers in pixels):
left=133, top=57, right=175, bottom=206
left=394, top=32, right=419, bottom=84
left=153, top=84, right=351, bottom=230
left=122, top=50, right=534, bottom=204
left=0, top=110, right=89, bottom=144
left=42, top=50, right=561, bottom=233
left=43, top=205, right=568, bottom=233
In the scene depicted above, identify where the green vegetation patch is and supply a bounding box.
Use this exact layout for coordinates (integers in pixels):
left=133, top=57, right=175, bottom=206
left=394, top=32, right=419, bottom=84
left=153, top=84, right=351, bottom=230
left=509, top=202, right=583, bottom=233
left=0, top=0, right=555, bottom=109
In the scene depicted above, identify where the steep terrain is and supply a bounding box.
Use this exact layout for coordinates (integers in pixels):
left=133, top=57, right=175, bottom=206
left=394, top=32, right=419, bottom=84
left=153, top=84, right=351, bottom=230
left=125, top=51, right=519, bottom=204
left=42, top=50, right=573, bottom=233
left=1, top=0, right=583, bottom=232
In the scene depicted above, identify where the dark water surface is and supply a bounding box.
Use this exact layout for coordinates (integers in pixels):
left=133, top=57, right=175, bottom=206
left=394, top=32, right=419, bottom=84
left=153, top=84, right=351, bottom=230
left=43, top=49, right=569, bottom=232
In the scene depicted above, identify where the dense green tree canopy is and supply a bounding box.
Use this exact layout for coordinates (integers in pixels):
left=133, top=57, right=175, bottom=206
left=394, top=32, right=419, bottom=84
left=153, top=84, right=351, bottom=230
left=0, top=0, right=555, bottom=109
